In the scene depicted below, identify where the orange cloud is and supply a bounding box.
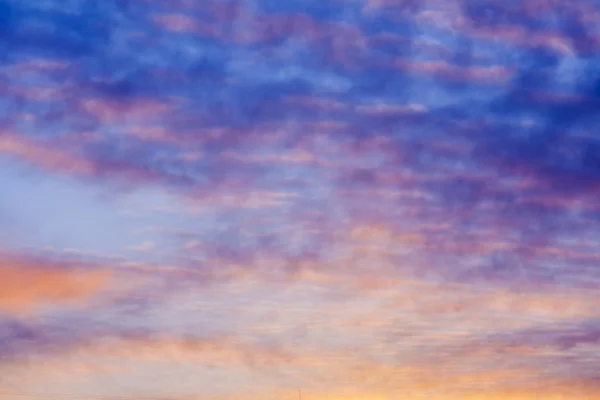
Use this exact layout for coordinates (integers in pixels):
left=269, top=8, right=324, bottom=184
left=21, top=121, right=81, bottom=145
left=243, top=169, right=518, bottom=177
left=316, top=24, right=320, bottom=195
left=71, top=336, right=295, bottom=368
left=0, top=255, right=112, bottom=314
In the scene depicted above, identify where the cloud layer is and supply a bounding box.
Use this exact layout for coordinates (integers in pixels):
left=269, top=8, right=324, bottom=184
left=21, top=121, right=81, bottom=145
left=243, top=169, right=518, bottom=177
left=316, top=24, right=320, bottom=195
left=1, top=0, right=599, bottom=398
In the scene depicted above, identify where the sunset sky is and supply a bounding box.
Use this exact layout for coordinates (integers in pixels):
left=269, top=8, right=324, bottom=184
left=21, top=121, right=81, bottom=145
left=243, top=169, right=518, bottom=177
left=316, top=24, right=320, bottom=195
left=1, top=0, right=600, bottom=399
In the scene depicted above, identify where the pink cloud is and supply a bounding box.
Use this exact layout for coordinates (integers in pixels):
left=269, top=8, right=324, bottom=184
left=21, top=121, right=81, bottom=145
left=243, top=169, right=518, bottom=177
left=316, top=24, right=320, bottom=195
left=0, top=132, right=95, bottom=175
left=222, top=148, right=331, bottom=167
left=127, top=241, right=157, bottom=252
left=394, top=58, right=514, bottom=84
left=152, top=13, right=199, bottom=33
left=0, top=131, right=165, bottom=185
left=185, top=188, right=300, bottom=212
left=126, top=126, right=181, bottom=144
left=5, top=59, right=69, bottom=80
left=152, top=6, right=367, bottom=64
left=355, top=103, right=427, bottom=116
left=284, top=96, right=347, bottom=112
left=80, top=98, right=171, bottom=125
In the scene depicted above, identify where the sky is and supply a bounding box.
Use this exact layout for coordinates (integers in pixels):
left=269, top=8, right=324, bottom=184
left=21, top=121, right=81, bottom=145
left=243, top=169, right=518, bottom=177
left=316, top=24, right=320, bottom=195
left=0, top=0, right=600, bottom=399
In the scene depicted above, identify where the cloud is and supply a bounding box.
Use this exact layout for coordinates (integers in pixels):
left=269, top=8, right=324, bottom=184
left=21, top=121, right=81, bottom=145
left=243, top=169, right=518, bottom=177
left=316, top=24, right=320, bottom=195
left=394, top=58, right=514, bottom=84
left=0, top=130, right=180, bottom=187
left=68, top=335, right=295, bottom=368
left=128, top=241, right=157, bottom=252
left=0, top=253, right=113, bottom=315
left=152, top=14, right=200, bottom=34
left=0, top=241, right=597, bottom=398
left=0, top=132, right=95, bottom=175
left=79, top=98, right=172, bottom=125
left=1, top=0, right=600, bottom=398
